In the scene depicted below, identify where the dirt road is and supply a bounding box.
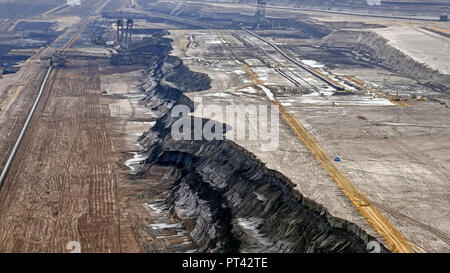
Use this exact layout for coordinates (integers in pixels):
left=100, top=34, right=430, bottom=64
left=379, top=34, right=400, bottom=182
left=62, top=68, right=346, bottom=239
left=0, top=66, right=48, bottom=175
left=0, top=0, right=183, bottom=253
left=0, top=60, right=109, bottom=251
left=0, top=51, right=195, bottom=252
left=0, top=58, right=148, bottom=252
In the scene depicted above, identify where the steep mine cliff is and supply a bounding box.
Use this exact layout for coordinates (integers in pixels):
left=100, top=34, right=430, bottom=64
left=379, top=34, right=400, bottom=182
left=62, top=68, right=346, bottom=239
left=320, top=29, right=450, bottom=94
left=137, top=112, right=388, bottom=252
left=121, top=34, right=389, bottom=253
left=202, top=0, right=450, bottom=17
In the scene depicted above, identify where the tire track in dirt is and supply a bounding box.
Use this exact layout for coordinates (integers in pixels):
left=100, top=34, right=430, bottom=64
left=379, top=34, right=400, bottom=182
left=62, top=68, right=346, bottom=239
left=0, top=60, right=122, bottom=252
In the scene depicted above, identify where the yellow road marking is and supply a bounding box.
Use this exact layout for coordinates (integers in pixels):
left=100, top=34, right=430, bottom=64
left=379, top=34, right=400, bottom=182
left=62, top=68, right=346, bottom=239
left=344, top=76, right=410, bottom=107
left=241, top=62, right=414, bottom=253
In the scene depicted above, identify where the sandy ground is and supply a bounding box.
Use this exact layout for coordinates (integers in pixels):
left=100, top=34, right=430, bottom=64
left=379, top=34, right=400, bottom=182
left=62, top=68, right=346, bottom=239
left=0, top=0, right=197, bottom=252
left=289, top=104, right=450, bottom=252
left=0, top=57, right=196, bottom=252
left=0, top=59, right=127, bottom=252
left=0, top=0, right=448, bottom=253
left=374, top=26, right=450, bottom=75
left=168, top=26, right=450, bottom=252
left=0, top=61, right=48, bottom=174
left=173, top=28, right=386, bottom=244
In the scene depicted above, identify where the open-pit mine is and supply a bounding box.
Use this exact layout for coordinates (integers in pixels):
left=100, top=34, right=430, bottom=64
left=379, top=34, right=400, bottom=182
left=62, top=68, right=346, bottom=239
left=0, top=0, right=448, bottom=254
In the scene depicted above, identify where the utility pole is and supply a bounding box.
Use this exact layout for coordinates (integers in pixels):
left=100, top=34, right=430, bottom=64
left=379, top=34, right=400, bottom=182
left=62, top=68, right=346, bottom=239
left=126, top=18, right=134, bottom=44
left=117, top=19, right=124, bottom=43
left=255, top=0, right=266, bottom=29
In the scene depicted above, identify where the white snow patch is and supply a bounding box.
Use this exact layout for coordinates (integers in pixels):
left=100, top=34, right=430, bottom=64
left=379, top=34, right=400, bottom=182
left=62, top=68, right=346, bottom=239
left=237, top=218, right=272, bottom=248
left=295, top=94, right=394, bottom=106
left=206, top=92, right=232, bottom=97
left=144, top=202, right=167, bottom=214
left=150, top=223, right=183, bottom=230
left=259, top=85, right=275, bottom=101
left=301, top=59, right=325, bottom=68
left=254, top=192, right=268, bottom=202
left=206, top=40, right=222, bottom=45
left=240, top=86, right=258, bottom=94
left=124, top=93, right=146, bottom=99
left=124, top=152, right=147, bottom=174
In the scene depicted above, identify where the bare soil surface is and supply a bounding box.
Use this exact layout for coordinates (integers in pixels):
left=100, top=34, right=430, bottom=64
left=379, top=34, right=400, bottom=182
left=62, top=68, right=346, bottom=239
left=0, top=59, right=183, bottom=252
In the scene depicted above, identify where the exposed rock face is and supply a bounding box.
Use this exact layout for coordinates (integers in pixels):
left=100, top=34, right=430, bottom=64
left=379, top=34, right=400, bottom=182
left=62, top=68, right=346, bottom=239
left=0, top=0, right=62, bottom=18
left=320, top=29, right=450, bottom=94
left=205, top=0, right=450, bottom=17
left=110, top=34, right=172, bottom=66
left=139, top=114, right=388, bottom=252
left=149, top=55, right=211, bottom=93
left=130, top=34, right=389, bottom=253
left=140, top=55, right=211, bottom=114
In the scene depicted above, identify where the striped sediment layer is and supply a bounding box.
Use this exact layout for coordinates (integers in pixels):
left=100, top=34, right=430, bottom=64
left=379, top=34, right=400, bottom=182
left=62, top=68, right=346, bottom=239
left=127, top=34, right=389, bottom=252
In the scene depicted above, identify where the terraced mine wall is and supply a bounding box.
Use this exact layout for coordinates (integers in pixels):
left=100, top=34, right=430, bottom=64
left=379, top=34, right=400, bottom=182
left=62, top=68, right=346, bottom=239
left=139, top=115, right=389, bottom=252
left=0, top=0, right=63, bottom=18
left=0, top=21, right=60, bottom=74
left=211, top=0, right=450, bottom=17
left=320, top=30, right=450, bottom=94
left=116, top=35, right=389, bottom=253
left=111, top=34, right=171, bottom=66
